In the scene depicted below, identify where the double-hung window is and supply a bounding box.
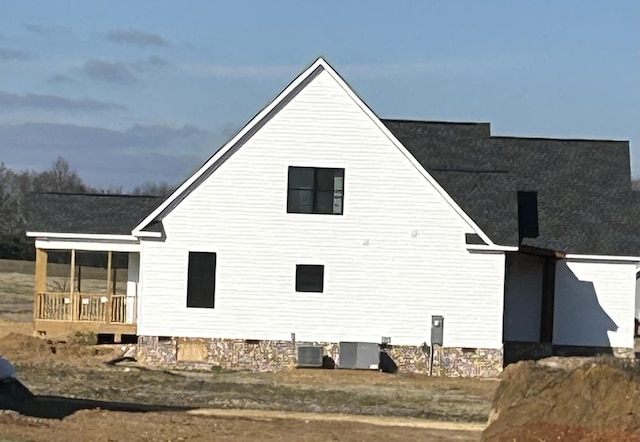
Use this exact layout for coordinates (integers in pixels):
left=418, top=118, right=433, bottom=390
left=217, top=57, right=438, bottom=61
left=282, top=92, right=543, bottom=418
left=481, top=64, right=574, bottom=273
left=287, top=167, right=344, bottom=215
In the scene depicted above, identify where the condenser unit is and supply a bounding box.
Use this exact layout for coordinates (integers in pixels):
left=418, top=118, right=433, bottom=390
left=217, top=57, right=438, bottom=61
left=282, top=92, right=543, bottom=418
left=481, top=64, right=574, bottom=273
left=338, top=342, right=379, bottom=369
left=297, top=346, right=323, bottom=367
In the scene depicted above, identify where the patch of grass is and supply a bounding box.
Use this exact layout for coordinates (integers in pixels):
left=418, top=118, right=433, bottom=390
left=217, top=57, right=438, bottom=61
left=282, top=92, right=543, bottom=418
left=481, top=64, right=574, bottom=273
left=68, top=331, right=98, bottom=346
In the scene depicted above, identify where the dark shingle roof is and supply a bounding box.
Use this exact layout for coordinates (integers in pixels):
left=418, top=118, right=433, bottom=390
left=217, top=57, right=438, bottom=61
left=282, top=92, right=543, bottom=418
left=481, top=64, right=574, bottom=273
left=383, top=119, right=640, bottom=256
left=26, top=120, right=639, bottom=256
left=26, top=193, right=165, bottom=235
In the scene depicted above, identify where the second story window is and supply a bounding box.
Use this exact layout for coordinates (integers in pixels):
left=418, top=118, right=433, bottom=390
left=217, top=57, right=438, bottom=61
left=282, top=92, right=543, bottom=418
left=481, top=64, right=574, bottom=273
left=287, top=167, right=344, bottom=215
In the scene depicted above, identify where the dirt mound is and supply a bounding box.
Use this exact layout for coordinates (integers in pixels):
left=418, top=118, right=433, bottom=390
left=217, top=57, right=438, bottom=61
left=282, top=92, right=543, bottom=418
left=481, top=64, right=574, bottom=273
left=0, top=333, right=114, bottom=365
left=482, top=357, right=640, bottom=441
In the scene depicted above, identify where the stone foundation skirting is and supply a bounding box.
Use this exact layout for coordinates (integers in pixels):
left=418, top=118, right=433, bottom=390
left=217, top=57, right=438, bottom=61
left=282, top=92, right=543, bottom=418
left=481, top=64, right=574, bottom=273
left=136, top=336, right=504, bottom=377
left=503, top=341, right=635, bottom=365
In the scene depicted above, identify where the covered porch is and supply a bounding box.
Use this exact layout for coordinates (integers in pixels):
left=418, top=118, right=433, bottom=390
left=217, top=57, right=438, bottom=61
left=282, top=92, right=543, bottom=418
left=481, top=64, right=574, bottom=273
left=33, top=241, right=140, bottom=342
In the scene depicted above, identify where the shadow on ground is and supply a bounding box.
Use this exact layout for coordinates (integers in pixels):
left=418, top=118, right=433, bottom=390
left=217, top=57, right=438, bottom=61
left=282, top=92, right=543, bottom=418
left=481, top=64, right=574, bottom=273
left=1, top=377, right=192, bottom=419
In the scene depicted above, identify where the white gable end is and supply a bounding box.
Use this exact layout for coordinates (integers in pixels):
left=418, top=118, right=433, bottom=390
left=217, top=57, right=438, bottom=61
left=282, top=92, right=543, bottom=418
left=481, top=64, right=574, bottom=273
left=137, top=65, right=505, bottom=348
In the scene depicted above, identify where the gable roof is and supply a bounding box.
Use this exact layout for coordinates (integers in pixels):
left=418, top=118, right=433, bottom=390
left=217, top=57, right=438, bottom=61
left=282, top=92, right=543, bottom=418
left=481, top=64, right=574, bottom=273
left=26, top=193, right=165, bottom=237
left=131, top=57, right=499, bottom=247
left=384, top=119, right=640, bottom=256
left=25, top=59, right=640, bottom=257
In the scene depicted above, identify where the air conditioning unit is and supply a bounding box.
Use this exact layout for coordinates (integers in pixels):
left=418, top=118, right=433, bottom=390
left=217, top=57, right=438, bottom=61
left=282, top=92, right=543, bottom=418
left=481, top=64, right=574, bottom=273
left=297, top=346, right=323, bottom=367
left=338, top=342, right=379, bottom=370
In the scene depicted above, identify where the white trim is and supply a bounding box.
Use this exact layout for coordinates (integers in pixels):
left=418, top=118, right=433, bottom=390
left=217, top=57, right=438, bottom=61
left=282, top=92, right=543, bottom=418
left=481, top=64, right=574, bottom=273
left=320, top=62, right=496, bottom=246
left=467, top=245, right=518, bottom=252
left=564, top=254, right=640, bottom=262
left=132, top=57, right=495, bottom=245
left=27, top=231, right=138, bottom=242
left=35, top=238, right=141, bottom=252
left=134, top=231, right=163, bottom=238
left=133, top=59, right=328, bottom=236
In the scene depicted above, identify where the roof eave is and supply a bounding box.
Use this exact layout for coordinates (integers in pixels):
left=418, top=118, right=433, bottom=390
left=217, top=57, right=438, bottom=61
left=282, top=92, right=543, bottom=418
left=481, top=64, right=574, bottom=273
left=26, top=231, right=139, bottom=242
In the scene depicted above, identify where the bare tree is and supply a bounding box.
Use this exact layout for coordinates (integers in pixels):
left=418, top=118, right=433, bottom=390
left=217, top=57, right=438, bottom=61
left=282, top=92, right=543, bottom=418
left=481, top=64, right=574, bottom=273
left=34, top=157, right=87, bottom=193
left=131, top=181, right=175, bottom=197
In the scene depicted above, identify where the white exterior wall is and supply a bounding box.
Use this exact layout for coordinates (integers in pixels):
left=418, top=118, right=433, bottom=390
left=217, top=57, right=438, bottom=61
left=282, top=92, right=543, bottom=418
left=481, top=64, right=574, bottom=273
left=503, top=253, right=543, bottom=342
left=137, top=70, right=505, bottom=348
left=554, top=259, right=635, bottom=348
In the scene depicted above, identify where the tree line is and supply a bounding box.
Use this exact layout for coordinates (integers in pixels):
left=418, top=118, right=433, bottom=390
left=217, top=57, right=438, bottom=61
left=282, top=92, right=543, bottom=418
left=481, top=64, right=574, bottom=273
left=0, top=157, right=174, bottom=260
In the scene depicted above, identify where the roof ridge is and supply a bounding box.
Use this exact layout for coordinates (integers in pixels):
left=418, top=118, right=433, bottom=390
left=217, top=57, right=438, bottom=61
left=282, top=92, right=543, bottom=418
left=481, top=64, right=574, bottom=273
left=490, top=135, right=628, bottom=143
left=382, top=118, right=490, bottom=126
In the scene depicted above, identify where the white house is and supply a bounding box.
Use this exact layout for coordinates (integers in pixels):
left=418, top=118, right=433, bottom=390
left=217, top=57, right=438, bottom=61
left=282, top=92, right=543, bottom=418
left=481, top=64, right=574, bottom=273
left=26, top=58, right=640, bottom=376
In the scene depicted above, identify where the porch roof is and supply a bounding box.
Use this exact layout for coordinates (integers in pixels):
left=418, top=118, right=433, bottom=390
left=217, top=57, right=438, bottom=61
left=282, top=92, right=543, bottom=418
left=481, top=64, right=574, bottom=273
left=26, top=193, right=165, bottom=236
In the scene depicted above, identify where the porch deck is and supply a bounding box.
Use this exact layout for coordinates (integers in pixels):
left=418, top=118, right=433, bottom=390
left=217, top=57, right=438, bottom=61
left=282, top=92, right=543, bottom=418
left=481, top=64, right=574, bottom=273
left=32, top=248, right=138, bottom=341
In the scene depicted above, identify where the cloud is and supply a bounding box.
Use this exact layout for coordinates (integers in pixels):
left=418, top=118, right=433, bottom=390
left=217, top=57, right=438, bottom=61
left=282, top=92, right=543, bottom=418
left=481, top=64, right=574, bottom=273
left=0, top=47, right=34, bottom=61
left=107, top=29, right=170, bottom=47
left=22, top=23, right=71, bottom=36
left=181, top=62, right=297, bottom=79
left=47, top=74, right=74, bottom=85
left=0, top=91, right=127, bottom=111
left=83, top=60, right=137, bottom=84
left=0, top=122, right=219, bottom=188
left=130, top=56, right=172, bottom=72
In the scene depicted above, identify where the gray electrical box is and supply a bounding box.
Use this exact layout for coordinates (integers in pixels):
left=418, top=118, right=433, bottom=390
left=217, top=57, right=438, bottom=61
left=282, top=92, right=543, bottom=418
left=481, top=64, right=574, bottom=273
left=431, top=315, right=444, bottom=346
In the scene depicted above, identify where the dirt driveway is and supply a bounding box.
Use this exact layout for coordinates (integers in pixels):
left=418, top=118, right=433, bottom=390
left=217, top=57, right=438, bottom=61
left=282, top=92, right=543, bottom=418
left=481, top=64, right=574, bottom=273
left=0, top=408, right=482, bottom=442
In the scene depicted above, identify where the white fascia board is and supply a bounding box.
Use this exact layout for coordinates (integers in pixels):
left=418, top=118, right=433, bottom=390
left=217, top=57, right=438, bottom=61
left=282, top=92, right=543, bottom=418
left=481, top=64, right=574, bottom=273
left=26, top=231, right=138, bottom=242
left=132, top=58, right=328, bottom=236
left=564, top=253, right=640, bottom=263
left=35, top=238, right=141, bottom=253
left=320, top=62, right=497, bottom=247
left=467, top=245, right=518, bottom=252
left=133, top=231, right=163, bottom=238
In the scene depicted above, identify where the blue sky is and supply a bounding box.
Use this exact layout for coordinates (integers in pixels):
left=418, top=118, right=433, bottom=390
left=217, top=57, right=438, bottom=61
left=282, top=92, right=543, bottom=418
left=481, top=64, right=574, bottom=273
left=0, top=1, right=638, bottom=189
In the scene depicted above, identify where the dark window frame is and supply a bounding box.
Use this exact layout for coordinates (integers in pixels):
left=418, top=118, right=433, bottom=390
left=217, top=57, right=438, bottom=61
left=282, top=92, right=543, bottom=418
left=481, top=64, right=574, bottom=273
left=295, top=264, right=324, bottom=293
left=186, top=251, right=216, bottom=309
left=287, top=166, right=344, bottom=215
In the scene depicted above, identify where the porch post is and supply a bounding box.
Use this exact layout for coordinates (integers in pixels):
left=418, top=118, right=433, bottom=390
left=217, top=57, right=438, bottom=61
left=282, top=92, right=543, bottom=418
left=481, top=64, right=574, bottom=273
left=69, top=249, right=76, bottom=321
left=34, top=248, right=48, bottom=321
left=106, top=251, right=112, bottom=323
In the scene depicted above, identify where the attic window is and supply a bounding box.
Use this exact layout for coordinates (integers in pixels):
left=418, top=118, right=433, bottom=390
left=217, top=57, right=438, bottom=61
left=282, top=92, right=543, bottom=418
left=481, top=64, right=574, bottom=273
left=517, top=191, right=539, bottom=242
left=287, top=167, right=344, bottom=214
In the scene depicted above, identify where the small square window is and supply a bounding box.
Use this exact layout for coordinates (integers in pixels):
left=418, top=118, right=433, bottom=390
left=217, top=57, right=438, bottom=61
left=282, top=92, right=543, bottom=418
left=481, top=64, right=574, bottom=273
left=296, top=265, right=324, bottom=292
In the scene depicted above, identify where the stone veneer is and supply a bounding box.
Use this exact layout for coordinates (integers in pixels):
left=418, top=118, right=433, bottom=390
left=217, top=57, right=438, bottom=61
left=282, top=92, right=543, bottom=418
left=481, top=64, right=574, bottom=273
left=503, top=341, right=635, bottom=365
left=137, top=335, right=504, bottom=377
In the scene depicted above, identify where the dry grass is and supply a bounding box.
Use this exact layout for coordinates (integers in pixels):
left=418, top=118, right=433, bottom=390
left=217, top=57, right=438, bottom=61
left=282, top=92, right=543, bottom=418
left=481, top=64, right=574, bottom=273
left=0, top=327, right=497, bottom=424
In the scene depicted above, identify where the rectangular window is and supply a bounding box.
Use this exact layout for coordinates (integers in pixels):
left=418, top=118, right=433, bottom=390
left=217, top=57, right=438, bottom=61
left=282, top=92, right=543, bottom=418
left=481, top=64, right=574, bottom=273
left=186, top=252, right=216, bottom=308
left=296, top=265, right=324, bottom=292
left=287, top=167, right=344, bottom=214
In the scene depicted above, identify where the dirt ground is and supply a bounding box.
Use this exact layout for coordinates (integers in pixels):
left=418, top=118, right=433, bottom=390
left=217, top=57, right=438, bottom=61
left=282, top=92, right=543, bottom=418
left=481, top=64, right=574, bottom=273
left=482, top=358, right=640, bottom=441
left=0, top=321, right=492, bottom=441
left=0, top=408, right=481, bottom=442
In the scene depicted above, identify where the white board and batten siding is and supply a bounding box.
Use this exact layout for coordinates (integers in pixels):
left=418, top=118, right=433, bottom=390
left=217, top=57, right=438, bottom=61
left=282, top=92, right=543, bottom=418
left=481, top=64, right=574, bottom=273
left=137, top=69, right=506, bottom=349
left=554, top=259, right=636, bottom=348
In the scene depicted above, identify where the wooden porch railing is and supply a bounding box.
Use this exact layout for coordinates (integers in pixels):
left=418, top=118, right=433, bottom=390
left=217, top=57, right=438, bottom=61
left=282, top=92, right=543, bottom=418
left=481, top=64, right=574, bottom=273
left=35, top=292, right=133, bottom=324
